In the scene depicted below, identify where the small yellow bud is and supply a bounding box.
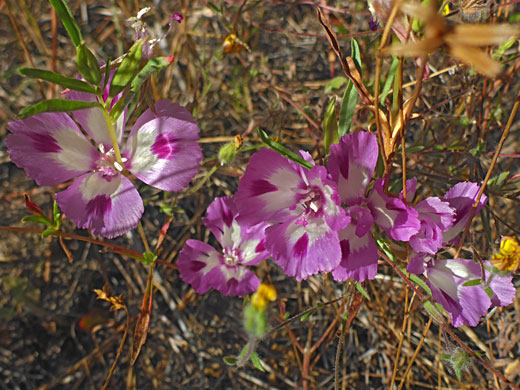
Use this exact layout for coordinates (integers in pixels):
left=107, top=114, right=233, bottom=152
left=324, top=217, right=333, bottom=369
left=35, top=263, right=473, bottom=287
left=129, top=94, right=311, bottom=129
left=491, top=236, right=520, bottom=272
left=251, top=284, right=277, bottom=309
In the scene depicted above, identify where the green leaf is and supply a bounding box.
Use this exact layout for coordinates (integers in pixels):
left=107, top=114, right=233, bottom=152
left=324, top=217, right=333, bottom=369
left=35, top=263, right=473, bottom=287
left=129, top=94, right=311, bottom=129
left=338, top=80, right=358, bottom=137
left=257, top=128, right=314, bottom=169
left=102, top=58, right=112, bottom=91
left=351, top=38, right=362, bottom=73
left=223, top=356, right=238, bottom=365
left=355, top=281, right=370, bottom=301
left=22, top=215, right=53, bottom=227
left=110, top=40, right=144, bottom=97
left=42, top=227, right=58, bottom=239
left=380, top=56, right=399, bottom=105
left=141, top=251, right=158, bottom=265
left=408, top=273, right=431, bottom=295
left=76, top=42, right=101, bottom=85
left=130, top=56, right=173, bottom=93
left=375, top=238, right=395, bottom=262
left=403, top=144, right=425, bottom=154
left=324, top=76, right=347, bottom=93
left=423, top=300, right=443, bottom=322
left=49, top=0, right=82, bottom=47
left=323, top=96, right=338, bottom=153
left=207, top=2, right=222, bottom=14
left=251, top=352, right=265, bottom=372
left=462, top=278, right=482, bottom=287
left=52, top=200, right=61, bottom=223
left=19, top=68, right=97, bottom=94
left=300, top=309, right=314, bottom=322
left=18, top=99, right=101, bottom=119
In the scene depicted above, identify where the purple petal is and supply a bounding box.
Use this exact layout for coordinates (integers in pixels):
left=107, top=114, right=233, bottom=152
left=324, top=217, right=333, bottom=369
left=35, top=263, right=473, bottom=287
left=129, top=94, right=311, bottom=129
left=426, top=259, right=491, bottom=327
left=400, top=177, right=417, bottom=203
left=125, top=104, right=202, bottom=192
left=235, top=149, right=306, bottom=226
left=266, top=217, right=342, bottom=281
left=7, top=113, right=97, bottom=185
left=202, top=197, right=237, bottom=243
left=406, top=254, right=427, bottom=274
left=204, top=197, right=270, bottom=266
left=177, top=240, right=260, bottom=296
left=484, top=262, right=515, bottom=307
left=332, top=225, right=378, bottom=282
left=55, top=172, right=143, bottom=238
left=368, top=179, right=420, bottom=241
left=328, top=131, right=378, bottom=204
left=409, top=197, right=455, bottom=254
left=130, top=100, right=197, bottom=135
left=442, top=182, right=487, bottom=243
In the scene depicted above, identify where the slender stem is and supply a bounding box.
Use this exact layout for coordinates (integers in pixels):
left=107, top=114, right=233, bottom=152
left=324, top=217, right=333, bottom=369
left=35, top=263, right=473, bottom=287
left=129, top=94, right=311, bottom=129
left=454, top=85, right=520, bottom=259
left=100, top=107, right=123, bottom=166
left=102, top=305, right=130, bottom=390
left=397, top=318, right=433, bottom=390
left=137, top=221, right=150, bottom=253
left=0, top=226, right=142, bottom=259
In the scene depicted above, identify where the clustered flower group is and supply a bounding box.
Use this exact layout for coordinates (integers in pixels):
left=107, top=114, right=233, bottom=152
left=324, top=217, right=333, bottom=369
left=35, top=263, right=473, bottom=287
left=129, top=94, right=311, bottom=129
left=7, top=86, right=515, bottom=329
left=177, top=131, right=514, bottom=328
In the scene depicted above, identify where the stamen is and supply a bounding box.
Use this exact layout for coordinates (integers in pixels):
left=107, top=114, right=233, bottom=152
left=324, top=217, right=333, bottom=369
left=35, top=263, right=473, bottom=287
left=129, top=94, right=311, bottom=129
left=114, top=161, right=124, bottom=172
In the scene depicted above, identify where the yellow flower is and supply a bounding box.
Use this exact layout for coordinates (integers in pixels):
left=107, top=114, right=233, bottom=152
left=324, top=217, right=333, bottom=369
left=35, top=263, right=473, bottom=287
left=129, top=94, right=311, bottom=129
left=251, top=284, right=277, bottom=309
left=491, top=236, right=520, bottom=272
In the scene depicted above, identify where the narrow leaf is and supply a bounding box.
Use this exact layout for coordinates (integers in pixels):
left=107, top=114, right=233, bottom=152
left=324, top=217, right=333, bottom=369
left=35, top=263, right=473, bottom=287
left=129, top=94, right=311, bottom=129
left=257, top=128, right=314, bottom=169
left=76, top=42, right=101, bottom=85
left=19, top=68, right=97, bottom=94
left=41, top=228, right=58, bottom=239
left=355, top=281, right=370, bottom=301
left=408, top=273, right=431, bottom=295
left=324, top=76, right=347, bottom=93
left=251, top=352, right=265, bottom=372
left=300, top=310, right=314, bottom=322
left=130, top=56, right=174, bottom=93
left=110, top=40, right=144, bottom=97
left=223, top=356, right=238, bottom=365
left=423, top=300, right=443, bottom=322
left=380, top=56, right=399, bottom=105
left=18, top=99, right=101, bottom=119
left=49, top=0, right=82, bottom=47
left=351, top=38, right=362, bottom=73
left=338, top=80, right=358, bottom=137
left=207, top=2, right=222, bottom=14
left=462, top=278, right=483, bottom=287
left=323, top=96, right=338, bottom=153
left=22, top=215, right=53, bottom=227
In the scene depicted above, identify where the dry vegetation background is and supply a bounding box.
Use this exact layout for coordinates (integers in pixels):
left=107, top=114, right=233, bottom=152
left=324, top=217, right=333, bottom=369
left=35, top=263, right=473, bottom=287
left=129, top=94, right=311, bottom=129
left=0, top=0, right=520, bottom=389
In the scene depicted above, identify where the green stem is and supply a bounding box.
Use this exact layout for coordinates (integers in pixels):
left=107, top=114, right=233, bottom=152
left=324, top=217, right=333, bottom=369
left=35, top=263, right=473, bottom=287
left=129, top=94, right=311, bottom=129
left=101, top=107, right=123, bottom=166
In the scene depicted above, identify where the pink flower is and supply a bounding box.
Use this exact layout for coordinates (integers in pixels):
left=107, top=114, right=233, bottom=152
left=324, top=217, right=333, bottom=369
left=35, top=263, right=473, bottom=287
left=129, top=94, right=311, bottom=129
left=177, top=197, right=269, bottom=296
left=7, top=100, right=202, bottom=238
left=409, top=256, right=515, bottom=327
left=327, top=131, right=420, bottom=282
left=235, top=149, right=349, bottom=281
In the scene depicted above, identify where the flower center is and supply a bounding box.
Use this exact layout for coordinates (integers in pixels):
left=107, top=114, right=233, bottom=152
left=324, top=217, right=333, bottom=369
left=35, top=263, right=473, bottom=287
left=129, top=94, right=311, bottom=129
left=223, top=248, right=240, bottom=266
left=96, top=144, right=127, bottom=176
left=295, top=188, right=322, bottom=227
